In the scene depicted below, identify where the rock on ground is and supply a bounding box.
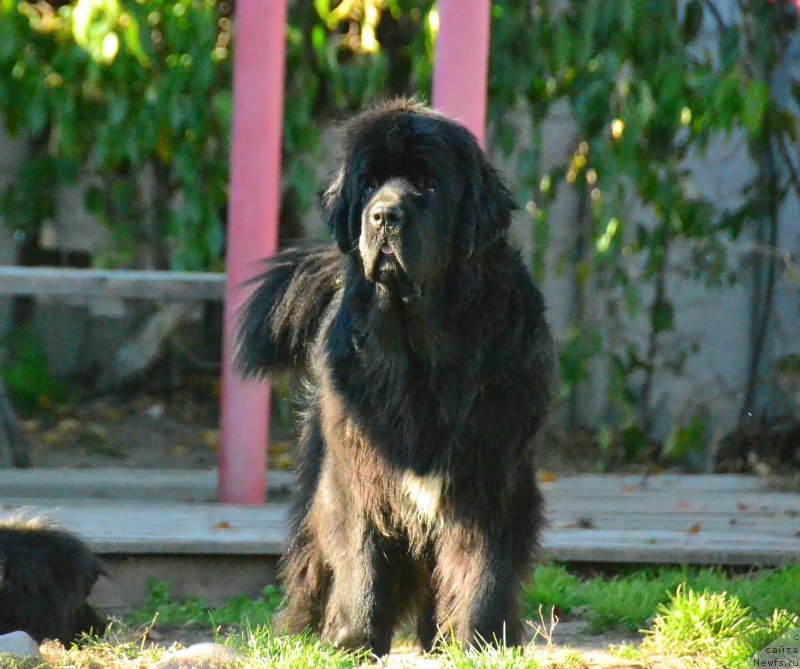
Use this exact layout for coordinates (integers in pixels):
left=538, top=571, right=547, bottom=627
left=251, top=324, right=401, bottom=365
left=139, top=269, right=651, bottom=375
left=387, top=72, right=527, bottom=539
left=0, top=632, right=42, bottom=659
left=154, top=642, right=240, bottom=669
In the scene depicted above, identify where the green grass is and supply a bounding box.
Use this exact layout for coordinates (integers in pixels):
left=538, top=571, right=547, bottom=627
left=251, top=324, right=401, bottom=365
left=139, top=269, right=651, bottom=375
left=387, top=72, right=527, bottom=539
left=436, top=637, right=543, bottom=668
left=1, top=625, right=368, bottom=669
left=229, top=626, right=368, bottom=669
left=112, top=563, right=800, bottom=668
left=133, top=564, right=800, bottom=637
left=127, top=579, right=284, bottom=627
left=639, top=587, right=798, bottom=668
left=7, top=563, right=800, bottom=668
left=521, top=562, right=800, bottom=633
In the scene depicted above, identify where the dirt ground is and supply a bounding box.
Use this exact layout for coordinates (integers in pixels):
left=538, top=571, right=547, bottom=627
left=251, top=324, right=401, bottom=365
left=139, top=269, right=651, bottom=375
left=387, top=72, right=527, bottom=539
left=16, top=376, right=299, bottom=471
left=16, top=376, right=630, bottom=475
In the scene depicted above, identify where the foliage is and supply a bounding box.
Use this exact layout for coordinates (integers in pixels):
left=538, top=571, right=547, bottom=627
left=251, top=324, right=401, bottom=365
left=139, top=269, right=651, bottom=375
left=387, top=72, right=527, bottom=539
left=640, top=588, right=798, bottom=667
left=127, top=579, right=283, bottom=627
left=0, top=0, right=232, bottom=270
left=81, top=565, right=800, bottom=667
left=1, top=0, right=798, bottom=460
left=521, top=562, right=800, bottom=633
left=436, top=638, right=542, bottom=668
left=484, top=0, right=800, bottom=460
left=132, top=563, right=800, bottom=642
left=230, top=626, right=369, bottom=669
left=1, top=326, right=66, bottom=409
left=0, top=0, right=435, bottom=269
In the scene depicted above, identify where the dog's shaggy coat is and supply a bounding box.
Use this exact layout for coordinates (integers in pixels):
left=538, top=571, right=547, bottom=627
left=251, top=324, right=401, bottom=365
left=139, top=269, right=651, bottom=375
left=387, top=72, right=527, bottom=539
left=238, top=100, right=555, bottom=654
left=0, top=518, right=105, bottom=643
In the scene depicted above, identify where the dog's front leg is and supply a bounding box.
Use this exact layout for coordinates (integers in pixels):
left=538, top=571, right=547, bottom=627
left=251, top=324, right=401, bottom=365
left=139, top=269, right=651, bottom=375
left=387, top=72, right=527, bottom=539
left=434, top=526, right=523, bottom=648
left=321, top=519, right=396, bottom=656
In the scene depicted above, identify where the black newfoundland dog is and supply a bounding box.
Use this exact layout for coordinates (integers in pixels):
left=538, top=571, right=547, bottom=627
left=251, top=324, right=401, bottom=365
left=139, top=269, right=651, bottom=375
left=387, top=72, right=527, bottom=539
left=238, top=100, right=554, bottom=654
left=0, top=517, right=105, bottom=643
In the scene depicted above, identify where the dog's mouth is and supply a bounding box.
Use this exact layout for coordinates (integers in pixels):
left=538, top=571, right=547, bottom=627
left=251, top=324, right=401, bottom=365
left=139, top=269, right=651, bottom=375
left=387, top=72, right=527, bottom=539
left=362, top=237, right=424, bottom=303
left=367, top=238, right=406, bottom=283
left=372, top=238, right=400, bottom=269
left=375, top=243, right=400, bottom=276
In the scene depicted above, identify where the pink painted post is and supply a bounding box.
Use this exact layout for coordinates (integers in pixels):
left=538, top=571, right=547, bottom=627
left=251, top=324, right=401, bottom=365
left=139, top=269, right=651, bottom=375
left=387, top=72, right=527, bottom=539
left=219, top=0, right=288, bottom=504
left=431, top=0, right=491, bottom=146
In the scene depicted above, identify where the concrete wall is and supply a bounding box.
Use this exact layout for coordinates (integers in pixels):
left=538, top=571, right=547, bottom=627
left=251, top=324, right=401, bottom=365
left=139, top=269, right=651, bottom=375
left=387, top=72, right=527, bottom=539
left=520, top=13, right=800, bottom=447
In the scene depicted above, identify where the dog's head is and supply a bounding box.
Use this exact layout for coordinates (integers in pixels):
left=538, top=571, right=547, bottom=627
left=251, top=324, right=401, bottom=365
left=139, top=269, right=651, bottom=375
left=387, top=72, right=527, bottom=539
left=322, top=100, right=516, bottom=293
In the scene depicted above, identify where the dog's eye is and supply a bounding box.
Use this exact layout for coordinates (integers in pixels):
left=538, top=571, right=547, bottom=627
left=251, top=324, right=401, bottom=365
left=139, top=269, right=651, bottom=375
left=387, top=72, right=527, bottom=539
left=421, top=178, right=437, bottom=192
left=365, top=178, right=379, bottom=193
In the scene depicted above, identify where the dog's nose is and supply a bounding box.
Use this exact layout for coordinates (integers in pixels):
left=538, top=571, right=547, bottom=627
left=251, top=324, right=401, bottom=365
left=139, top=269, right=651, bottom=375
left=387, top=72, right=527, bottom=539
left=369, top=204, right=404, bottom=229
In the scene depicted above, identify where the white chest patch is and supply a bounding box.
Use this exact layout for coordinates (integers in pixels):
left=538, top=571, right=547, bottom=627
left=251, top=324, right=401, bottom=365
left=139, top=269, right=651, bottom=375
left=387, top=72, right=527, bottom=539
left=401, top=471, right=444, bottom=520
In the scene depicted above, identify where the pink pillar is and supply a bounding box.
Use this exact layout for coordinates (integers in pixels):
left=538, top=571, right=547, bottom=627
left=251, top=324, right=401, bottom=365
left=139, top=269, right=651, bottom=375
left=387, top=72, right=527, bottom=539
left=219, top=0, right=288, bottom=504
left=431, top=0, right=491, bottom=146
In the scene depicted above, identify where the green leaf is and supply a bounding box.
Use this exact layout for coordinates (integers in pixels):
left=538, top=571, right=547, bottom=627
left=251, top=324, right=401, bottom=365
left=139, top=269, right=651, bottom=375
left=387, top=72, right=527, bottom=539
left=664, top=414, right=706, bottom=459
left=122, top=12, right=148, bottom=65
left=2, top=326, right=67, bottom=409
left=719, top=26, right=740, bottom=67
left=710, top=70, right=742, bottom=130
left=651, top=298, right=674, bottom=335
left=314, top=0, right=331, bottom=23
left=624, top=283, right=642, bottom=318
left=742, top=79, right=769, bottom=136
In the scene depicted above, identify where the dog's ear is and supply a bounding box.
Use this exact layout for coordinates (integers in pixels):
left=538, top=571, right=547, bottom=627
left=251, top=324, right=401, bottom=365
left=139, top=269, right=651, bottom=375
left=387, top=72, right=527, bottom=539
left=322, top=166, right=354, bottom=254
left=457, top=142, right=517, bottom=257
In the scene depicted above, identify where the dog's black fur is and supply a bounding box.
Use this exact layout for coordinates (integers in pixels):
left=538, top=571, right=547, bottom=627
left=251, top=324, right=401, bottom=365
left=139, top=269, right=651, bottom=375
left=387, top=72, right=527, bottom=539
left=238, top=100, right=555, bottom=654
left=0, top=518, right=105, bottom=643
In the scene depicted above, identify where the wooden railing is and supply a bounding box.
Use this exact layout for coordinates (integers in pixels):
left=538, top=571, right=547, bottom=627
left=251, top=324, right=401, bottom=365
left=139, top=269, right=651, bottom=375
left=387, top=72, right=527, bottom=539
left=0, top=266, right=225, bottom=301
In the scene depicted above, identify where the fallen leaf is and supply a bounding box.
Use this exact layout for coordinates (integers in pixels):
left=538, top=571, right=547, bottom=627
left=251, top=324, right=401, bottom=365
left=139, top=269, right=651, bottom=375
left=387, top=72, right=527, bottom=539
left=275, top=453, right=295, bottom=470
left=57, top=418, right=81, bottom=435
left=213, top=521, right=231, bottom=530
left=21, top=420, right=41, bottom=433
left=563, top=517, right=596, bottom=529
left=98, top=405, right=125, bottom=421
left=170, top=444, right=189, bottom=458
left=86, top=424, right=108, bottom=441
left=200, top=428, right=220, bottom=451
left=538, top=471, right=556, bottom=483
left=42, top=431, right=61, bottom=446
left=688, top=523, right=701, bottom=534
left=268, top=440, right=290, bottom=456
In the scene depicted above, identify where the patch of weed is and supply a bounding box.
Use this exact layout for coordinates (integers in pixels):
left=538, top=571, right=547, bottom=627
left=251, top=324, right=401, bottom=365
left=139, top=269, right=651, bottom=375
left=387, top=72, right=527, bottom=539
left=127, top=580, right=283, bottom=627
left=520, top=564, right=582, bottom=616
left=522, top=563, right=800, bottom=633
left=437, top=636, right=543, bottom=668
left=640, top=587, right=798, bottom=667
left=230, top=625, right=367, bottom=669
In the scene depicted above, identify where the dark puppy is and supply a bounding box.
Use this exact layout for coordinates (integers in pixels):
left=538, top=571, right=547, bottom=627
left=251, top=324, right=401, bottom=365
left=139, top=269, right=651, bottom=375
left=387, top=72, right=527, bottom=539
left=238, top=100, right=555, bottom=654
left=0, top=517, right=105, bottom=643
